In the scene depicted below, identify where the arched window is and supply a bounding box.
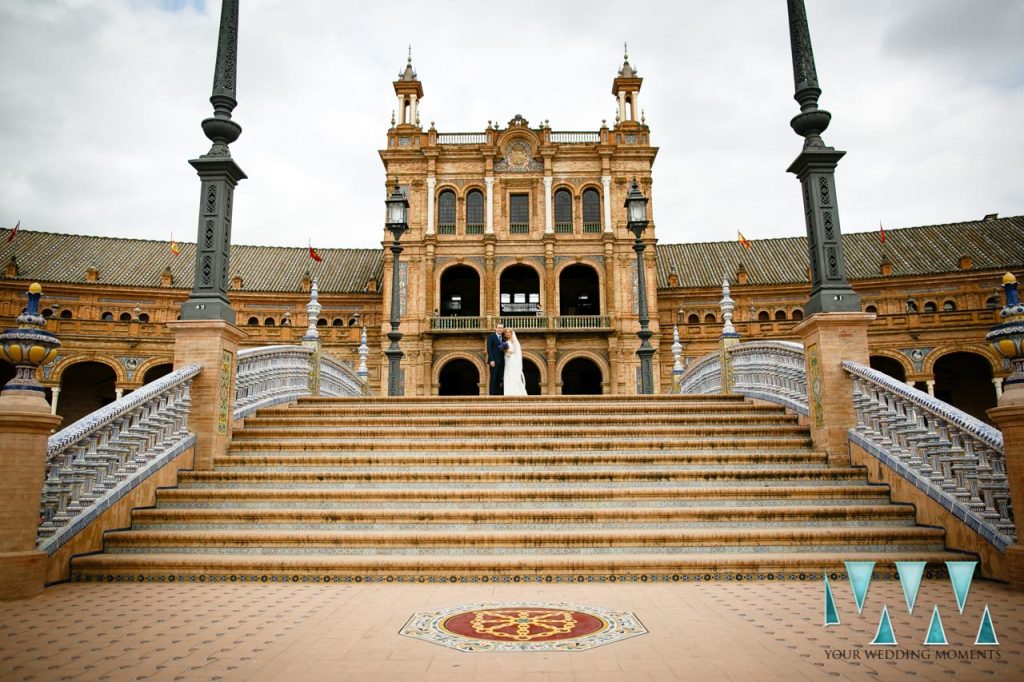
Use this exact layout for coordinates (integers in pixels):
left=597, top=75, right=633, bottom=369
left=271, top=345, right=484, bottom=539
left=437, top=190, right=456, bottom=234
left=757, top=310, right=770, bottom=322
left=59, top=309, right=73, bottom=319
left=316, top=318, right=328, bottom=327
left=247, top=316, right=259, bottom=326
left=466, top=190, right=484, bottom=234
left=42, top=308, right=53, bottom=318
left=264, top=317, right=276, bottom=327
left=582, top=189, right=601, bottom=232
left=923, top=301, right=937, bottom=313
left=332, top=318, right=344, bottom=327
left=554, top=189, right=573, bottom=233
left=943, top=300, right=956, bottom=312
left=774, top=310, right=787, bottom=321
left=687, top=314, right=700, bottom=324
left=704, top=313, right=717, bottom=324
left=792, top=309, right=804, bottom=321
left=986, top=295, right=999, bottom=309
left=119, top=312, right=132, bottom=322
left=906, top=300, right=918, bottom=313
left=138, top=313, right=150, bottom=323
left=348, top=318, right=359, bottom=326
left=864, top=305, right=877, bottom=314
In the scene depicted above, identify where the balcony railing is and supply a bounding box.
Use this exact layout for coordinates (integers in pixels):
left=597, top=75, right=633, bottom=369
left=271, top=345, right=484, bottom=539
left=437, top=132, right=487, bottom=144
left=509, top=223, right=530, bottom=234
left=550, top=131, right=600, bottom=143
left=428, top=315, right=612, bottom=333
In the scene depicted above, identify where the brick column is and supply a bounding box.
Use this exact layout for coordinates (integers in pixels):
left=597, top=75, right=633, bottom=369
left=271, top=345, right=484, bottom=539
left=0, top=390, right=61, bottom=600
left=988, top=392, right=1024, bottom=589
left=793, top=312, right=873, bottom=467
left=168, top=320, right=245, bottom=470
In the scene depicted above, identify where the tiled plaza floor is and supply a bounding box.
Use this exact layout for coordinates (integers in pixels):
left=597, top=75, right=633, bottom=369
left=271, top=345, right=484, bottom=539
left=1, top=577, right=1022, bottom=681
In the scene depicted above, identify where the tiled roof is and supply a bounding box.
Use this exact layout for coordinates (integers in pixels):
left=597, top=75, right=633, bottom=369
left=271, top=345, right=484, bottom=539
left=0, top=231, right=383, bottom=294
left=655, top=216, right=1024, bottom=288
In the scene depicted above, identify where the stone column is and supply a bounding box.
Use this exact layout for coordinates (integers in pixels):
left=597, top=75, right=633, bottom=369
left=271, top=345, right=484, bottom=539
left=484, top=176, right=495, bottom=235
left=601, top=175, right=613, bottom=233
left=793, top=312, right=873, bottom=467
left=397, top=95, right=405, bottom=123
left=410, top=94, right=418, bottom=126
left=543, top=176, right=553, bottom=234
left=926, top=380, right=936, bottom=396
left=994, top=377, right=1004, bottom=399
left=617, top=92, right=626, bottom=123
left=49, top=386, right=60, bottom=415
left=168, top=320, right=245, bottom=470
left=425, top=176, right=436, bottom=235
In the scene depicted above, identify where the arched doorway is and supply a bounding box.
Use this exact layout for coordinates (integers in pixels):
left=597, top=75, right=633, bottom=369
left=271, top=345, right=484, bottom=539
left=870, top=355, right=906, bottom=383
left=58, top=361, right=117, bottom=426
left=561, top=357, right=602, bottom=395
left=559, top=264, right=600, bottom=316
left=499, top=265, right=540, bottom=317
left=523, top=358, right=542, bottom=395
left=142, top=363, right=174, bottom=385
left=439, top=265, right=480, bottom=317
left=438, top=359, right=480, bottom=396
left=933, top=352, right=996, bottom=423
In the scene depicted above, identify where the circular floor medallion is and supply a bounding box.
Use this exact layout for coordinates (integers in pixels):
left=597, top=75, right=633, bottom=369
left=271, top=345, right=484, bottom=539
left=401, top=601, right=646, bottom=652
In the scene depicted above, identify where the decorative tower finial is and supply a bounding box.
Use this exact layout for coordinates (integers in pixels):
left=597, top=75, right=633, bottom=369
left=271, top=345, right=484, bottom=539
left=358, top=326, right=370, bottom=392
left=624, top=42, right=628, bottom=61
left=0, top=283, right=61, bottom=399
left=671, top=324, right=685, bottom=392
left=408, top=44, right=412, bottom=65
left=720, top=276, right=738, bottom=338
left=303, top=279, right=321, bottom=341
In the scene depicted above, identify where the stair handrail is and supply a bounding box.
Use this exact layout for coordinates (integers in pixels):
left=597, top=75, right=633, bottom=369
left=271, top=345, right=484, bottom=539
left=319, top=352, right=363, bottom=397
left=676, top=352, right=722, bottom=395
left=842, top=360, right=1014, bottom=550
left=730, top=341, right=808, bottom=415
left=38, top=363, right=202, bottom=553
left=233, top=344, right=314, bottom=419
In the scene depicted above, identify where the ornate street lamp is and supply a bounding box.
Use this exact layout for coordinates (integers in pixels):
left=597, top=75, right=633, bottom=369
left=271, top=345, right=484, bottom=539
left=625, top=178, right=654, bottom=394
left=384, top=181, right=409, bottom=396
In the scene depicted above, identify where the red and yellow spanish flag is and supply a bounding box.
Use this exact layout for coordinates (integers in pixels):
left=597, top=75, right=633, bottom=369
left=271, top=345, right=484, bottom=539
left=6, top=220, right=19, bottom=244
left=308, top=241, right=323, bottom=263
left=170, top=236, right=181, bottom=256
left=879, top=221, right=886, bottom=244
left=737, top=230, right=752, bottom=251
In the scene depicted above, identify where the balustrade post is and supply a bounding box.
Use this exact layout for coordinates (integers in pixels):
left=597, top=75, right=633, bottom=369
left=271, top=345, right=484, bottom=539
left=986, top=272, right=1024, bottom=588
left=794, top=312, right=874, bottom=466
left=302, top=280, right=322, bottom=396
left=0, top=283, right=63, bottom=600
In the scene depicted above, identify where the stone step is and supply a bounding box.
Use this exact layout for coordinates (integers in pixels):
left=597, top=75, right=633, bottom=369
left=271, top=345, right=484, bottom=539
left=239, top=413, right=799, bottom=428
left=176, top=466, right=865, bottom=488
left=211, top=451, right=826, bottom=470
left=98, top=526, right=948, bottom=556
left=130, top=505, right=917, bottom=531
left=155, top=484, right=894, bottom=509
left=70, top=549, right=969, bottom=580
left=227, top=436, right=814, bottom=452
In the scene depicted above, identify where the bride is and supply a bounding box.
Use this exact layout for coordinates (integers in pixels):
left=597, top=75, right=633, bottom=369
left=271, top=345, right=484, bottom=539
left=502, top=328, right=528, bottom=396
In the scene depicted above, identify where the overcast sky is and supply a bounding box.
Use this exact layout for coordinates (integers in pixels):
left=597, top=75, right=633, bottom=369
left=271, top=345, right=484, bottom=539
left=1, top=0, right=1021, bottom=251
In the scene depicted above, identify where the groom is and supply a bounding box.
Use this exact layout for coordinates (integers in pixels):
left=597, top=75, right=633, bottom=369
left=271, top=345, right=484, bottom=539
left=486, top=322, right=506, bottom=395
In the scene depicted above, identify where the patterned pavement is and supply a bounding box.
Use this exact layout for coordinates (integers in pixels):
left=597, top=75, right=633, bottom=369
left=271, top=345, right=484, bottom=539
left=1, top=578, right=1022, bottom=681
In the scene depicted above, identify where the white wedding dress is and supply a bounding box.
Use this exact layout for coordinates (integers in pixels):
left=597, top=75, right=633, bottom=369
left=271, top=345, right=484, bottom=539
left=503, top=331, right=528, bottom=396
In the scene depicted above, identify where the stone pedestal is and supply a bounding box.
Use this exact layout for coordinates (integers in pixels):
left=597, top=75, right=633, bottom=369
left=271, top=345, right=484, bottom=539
left=0, top=392, right=62, bottom=600
left=793, top=312, right=873, bottom=467
left=169, top=320, right=245, bottom=470
left=988, top=399, right=1024, bottom=590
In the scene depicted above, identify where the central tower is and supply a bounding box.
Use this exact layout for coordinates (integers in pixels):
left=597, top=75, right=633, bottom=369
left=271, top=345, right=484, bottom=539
left=378, top=51, right=660, bottom=396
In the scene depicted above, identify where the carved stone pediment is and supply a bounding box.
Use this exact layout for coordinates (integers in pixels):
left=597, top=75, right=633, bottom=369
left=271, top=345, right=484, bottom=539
left=495, top=139, right=542, bottom=173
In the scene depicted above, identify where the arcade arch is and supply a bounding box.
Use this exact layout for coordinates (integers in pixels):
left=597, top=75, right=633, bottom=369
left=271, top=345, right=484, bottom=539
left=560, top=356, right=604, bottom=395
left=499, top=264, right=541, bottom=317
left=558, top=264, right=600, bottom=316
left=438, top=264, right=481, bottom=317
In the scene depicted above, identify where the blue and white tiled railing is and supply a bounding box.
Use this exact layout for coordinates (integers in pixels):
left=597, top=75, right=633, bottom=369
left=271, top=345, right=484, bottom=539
left=38, top=364, right=201, bottom=554
left=676, top=341, right=807, bottom=415
left=233, top=345, right=314, bottom=419
left=843, top=360, right=1015, bottom=550
left=320, top=353, right=364, bottom=397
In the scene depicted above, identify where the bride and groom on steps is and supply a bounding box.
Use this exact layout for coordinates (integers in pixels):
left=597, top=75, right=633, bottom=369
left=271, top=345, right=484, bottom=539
left=486, top=322, right=528, bottom=396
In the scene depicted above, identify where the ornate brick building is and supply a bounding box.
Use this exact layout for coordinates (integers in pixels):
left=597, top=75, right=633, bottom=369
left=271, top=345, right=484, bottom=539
left=2, top=54, right=1023, bottom=425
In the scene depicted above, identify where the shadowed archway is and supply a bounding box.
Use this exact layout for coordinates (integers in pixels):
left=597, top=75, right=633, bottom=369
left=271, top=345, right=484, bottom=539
left=438, top=358, right=480, bottom=396
left=58, top=361, right=117, bottom=426
left=561, top=357, right=602, bottom=395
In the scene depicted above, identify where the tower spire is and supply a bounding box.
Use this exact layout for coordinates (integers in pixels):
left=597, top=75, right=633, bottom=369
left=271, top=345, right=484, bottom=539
left=785, top=0, right=858, bottom=315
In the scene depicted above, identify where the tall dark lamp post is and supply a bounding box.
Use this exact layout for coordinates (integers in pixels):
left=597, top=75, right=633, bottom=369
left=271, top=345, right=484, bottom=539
left=626, top=179, right=654, bottom=394
left=384, top=181, right=409, bottom=396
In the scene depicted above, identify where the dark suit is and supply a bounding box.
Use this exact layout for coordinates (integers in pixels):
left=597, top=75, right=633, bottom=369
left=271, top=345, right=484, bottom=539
left=486, top=332, right=506, bottom=395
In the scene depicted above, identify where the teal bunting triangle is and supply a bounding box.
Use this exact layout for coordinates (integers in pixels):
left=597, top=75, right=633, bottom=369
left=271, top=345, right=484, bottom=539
left=946, top=561, right=977, bottom=614
left=924, top=605, right=948, bottom=646
left=895, top=561, right=926, bottom=615
left=870, top=605, right=898, bottom=646
left=845, top=561, right=875, bottom=614
left=975, top=605, right=999, bottom=646
left=823, top=575, right=840, bottom=626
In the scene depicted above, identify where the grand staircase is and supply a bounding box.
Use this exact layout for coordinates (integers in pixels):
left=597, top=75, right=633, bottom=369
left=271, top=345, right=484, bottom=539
left=71, top=394, right=967, bottom=581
